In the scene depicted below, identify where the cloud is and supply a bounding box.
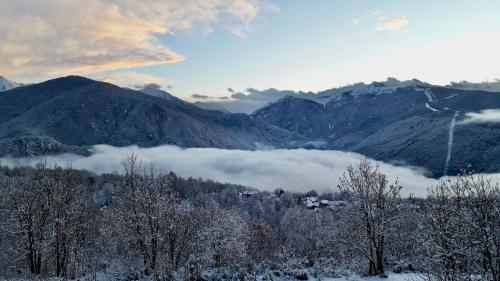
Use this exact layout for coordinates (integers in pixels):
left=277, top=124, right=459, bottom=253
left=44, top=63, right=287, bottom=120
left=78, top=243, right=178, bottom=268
left=461, top=109, right=500, bottom=124
left=137, top=83, right=162, bottom=90
left=352, top=19, right=361, bottom=26
left=376, top=15, right=410, bottom=31
left=191, top=88, right=318, bottom=113
left=0, top=0, right=276, bottom=80
left=191, top=88, right=299, bottom=113
left=0, top=144, right=450, bottom=196
left=191, top=94, right=211, bottom=99
left=231, top=92, right=248, bottom=99
left=447, top=79, right=500, bottom=92
left=101, top=72, right=168, bottom=89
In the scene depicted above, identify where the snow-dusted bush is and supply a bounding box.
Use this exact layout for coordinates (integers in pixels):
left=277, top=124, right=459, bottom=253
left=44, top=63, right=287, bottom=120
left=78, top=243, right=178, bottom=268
left=197, top=206, right=248, bottom=268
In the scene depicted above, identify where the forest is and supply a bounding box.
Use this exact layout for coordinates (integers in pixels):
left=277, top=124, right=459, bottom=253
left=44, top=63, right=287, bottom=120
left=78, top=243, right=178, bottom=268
left=0, top=156, right=498, bottom=281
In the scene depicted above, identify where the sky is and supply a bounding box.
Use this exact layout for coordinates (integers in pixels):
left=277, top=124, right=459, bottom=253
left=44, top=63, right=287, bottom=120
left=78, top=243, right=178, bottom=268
left=1, top=0, right=500, bottom=98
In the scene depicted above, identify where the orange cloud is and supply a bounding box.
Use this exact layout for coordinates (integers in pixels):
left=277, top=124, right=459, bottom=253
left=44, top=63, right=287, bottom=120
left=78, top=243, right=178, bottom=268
left=0, top=0, right=276, bottom=79
left=376, top=15, right=410, bottom=31
left=100, top=72, right=169, bottom=89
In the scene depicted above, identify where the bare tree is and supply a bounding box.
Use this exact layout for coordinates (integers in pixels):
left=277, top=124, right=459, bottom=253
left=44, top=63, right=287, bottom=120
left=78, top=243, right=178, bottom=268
left=423, top=173, right=500, bottom=281
left=337, top=160, right=402, bottom=276
left=1, top=162, right=96, bottom=278
left=109, top=155, right=174, bottom=277
left=279, top=207, right=319, bottom=259
left=197, top=206, right=248, bottom=268
left=247, top=219, right=277, bottom=263
left=106, top=154, right=202, bottom=280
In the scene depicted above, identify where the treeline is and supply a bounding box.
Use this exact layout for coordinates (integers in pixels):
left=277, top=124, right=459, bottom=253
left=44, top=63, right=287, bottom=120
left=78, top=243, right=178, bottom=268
left=0, top=157, right=498, bottom=281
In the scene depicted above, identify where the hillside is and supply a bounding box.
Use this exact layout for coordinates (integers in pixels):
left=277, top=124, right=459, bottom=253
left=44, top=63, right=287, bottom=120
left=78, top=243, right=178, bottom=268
left=0, top=76, right=302, bottom=157
left=252, top=85, right=500, bottom=177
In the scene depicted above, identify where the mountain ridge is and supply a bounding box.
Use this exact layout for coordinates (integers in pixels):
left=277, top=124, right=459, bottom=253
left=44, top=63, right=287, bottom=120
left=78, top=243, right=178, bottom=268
left=252, top=85, right=500, bottom=177
left=0, top=75, right=21, bottom=92
left=0, top=76, right=303, bottom=157
left=1, top=75, right=499, bottom=178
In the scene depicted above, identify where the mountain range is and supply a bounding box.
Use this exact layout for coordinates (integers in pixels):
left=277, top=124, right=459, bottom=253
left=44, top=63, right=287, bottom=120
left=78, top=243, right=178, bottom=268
left=0, top=75, right=499, bottom=178
left=252, top=84, right=500, bottom=177
left=191, top=77, right=500, bottom=114
left=0, top=76, right=302, bottom=157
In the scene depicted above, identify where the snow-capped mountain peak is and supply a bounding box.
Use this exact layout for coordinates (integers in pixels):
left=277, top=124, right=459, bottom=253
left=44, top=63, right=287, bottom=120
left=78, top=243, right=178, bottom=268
left=0, top=76, right=20, bottom=92
left=315, top=77, right=431, bottom=103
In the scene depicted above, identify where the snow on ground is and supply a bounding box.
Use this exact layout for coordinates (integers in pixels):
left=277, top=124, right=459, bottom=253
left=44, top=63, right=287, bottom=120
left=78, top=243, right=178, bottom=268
left=422, top=89, right=436, bottom=102
left=314, top=273, right=424, bottom=281
left=425, top=103, right=439, bottom=112
left=0, top=273, right=425, bottom=281
left=444, top=94, right=459, bottom=100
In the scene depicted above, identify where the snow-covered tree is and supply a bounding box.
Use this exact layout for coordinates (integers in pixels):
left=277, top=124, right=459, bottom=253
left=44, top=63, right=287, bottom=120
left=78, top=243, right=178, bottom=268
left=279, top=207, right=319, bottom=258
left=1, top=163, right=96, bottom=278
left=337, top=160, right=402, bottom=276
left=422, top=173, right=500, bottom=281
left=197, top=206, right=248, bottom=268
left=105, top=155, right=202, bottom=280
left=247, top=219, right=277, bottom=263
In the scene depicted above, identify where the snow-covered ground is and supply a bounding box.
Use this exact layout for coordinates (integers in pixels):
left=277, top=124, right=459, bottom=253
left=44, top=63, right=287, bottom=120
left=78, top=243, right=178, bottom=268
left=422, top=89, right=436, bottom=102
left=0, top=273, right=425, bottom=281
left=300, top=273, right=424, bottom=281
left=425, top=102, right=439, bottom=112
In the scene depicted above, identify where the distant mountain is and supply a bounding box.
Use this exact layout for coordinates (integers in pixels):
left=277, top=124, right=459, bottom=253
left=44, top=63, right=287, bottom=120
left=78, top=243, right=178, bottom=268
left=313, top=77, right=430, bottom=104
left=138, top=85, right=186, bottom=104
left=192, top=78, right=430, bottom=114
left=193, top=102, right=232, bottom=114
left=252, top=85, right=500, bottom=177
left=192, top=88, right=318, bottom=114
left=0, top=76, right=21, bottom=92
left=0, top=76, right=303, bottom=157
left=2, top=75, right=499, bottom=178
left=446, top=80, right=500, bottom=92
left=189, top=78, right=500, bottom=115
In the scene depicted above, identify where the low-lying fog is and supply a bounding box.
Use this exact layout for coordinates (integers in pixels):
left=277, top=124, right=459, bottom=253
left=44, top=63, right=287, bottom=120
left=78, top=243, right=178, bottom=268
left=2, top=145, right=499, bottom=196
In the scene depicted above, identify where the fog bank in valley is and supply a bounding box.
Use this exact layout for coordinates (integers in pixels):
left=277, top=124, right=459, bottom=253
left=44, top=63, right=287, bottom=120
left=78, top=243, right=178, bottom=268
left=1, top=145, right=491, bottom=196
left=462, top=109, right=500, bottom=124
